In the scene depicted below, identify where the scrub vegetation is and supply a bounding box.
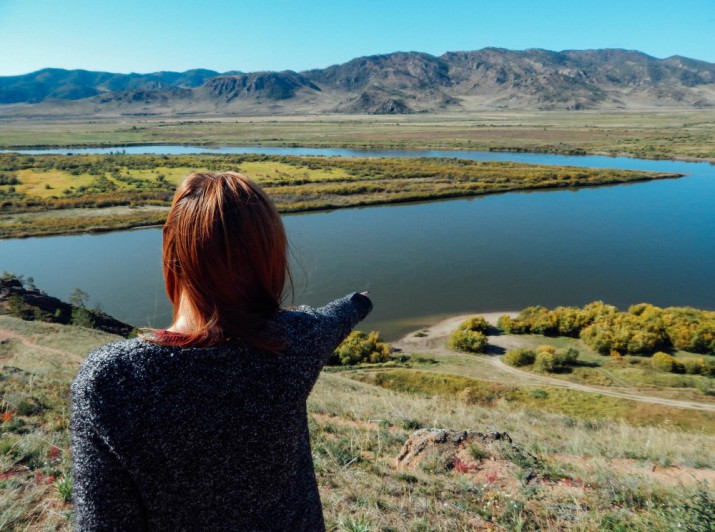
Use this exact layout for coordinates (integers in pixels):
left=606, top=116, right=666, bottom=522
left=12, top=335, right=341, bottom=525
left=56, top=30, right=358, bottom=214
left=447, top=316, right=489, bottom=353
left=498, top=302, right=715, bottom=357
left=0, top=152, right=680, bottom=238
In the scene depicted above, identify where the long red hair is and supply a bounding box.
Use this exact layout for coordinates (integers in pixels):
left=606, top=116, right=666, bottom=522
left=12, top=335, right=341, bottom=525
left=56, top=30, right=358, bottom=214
left=153, top=171, right=289, bottom=350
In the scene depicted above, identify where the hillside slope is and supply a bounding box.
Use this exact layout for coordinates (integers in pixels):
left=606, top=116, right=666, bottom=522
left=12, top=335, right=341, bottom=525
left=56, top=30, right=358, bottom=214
left=1, top=311, right=714, bottom=530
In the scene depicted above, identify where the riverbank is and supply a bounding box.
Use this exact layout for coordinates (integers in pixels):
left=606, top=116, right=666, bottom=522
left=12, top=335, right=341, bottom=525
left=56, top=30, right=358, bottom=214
left=391, top=310, right=715, bottom=414
left=0, top=152, right=682, bottom=238
left=3, top=110, right=715, bottom=162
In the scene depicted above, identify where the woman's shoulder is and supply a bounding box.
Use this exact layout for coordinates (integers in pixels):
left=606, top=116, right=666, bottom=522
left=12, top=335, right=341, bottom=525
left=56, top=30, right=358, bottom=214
left=71, top=338, right=161, bottom=403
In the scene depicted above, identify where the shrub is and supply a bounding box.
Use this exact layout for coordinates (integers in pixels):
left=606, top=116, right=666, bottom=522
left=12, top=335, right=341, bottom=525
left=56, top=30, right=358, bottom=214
left=683, top=358, right=705, bottom=375
left=71, top=308, right=95, bottom=328
left=704, top=358, right=715, bottom=377
left=554, top=347, right=579, bottom=367
left=330, top=331, right=392, bottom=366
left=515, top=306, right=559, bottom=335
left=651, top=352, right=685, bottom=373
left=534, top=351, right=556, bottom=373
left=536, top=345, right=556, bottom=356
left=6, top=294, right=29, bottom=319
left=553, top=306, right=590, bottom=336
left=533, top=346, right=580, bottom=373
left=497, top=315, right=517, bottom=333
left=447, top=329, right=488, bottom=353
left=458, top=316, right=489, bottom=333
left=504, top=301, right=715, bottom=355
left=503, top=349, right=536, bottom=367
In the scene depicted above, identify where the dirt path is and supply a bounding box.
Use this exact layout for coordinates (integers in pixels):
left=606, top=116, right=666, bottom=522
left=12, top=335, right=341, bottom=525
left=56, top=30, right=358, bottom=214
left=0, top=329, right=84, bottom=364
left=394, top=313, right=715, bottom=412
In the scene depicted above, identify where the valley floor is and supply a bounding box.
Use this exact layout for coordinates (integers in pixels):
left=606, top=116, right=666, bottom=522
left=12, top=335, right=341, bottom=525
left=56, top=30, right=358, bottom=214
left=2, top=110, right=715, bottom=161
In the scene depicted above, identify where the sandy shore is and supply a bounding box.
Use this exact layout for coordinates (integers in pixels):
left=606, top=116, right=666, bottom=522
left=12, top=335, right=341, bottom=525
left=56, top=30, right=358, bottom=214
left=394, top=311, right=518, bottom=352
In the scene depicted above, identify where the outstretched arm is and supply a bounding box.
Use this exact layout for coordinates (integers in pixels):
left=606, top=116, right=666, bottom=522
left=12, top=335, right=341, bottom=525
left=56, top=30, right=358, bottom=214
left=286, top=291, right=373, bottom=358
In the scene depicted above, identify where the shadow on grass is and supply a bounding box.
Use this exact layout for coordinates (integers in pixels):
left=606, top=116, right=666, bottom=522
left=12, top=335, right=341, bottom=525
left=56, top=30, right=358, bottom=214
left=484, top=344, right=506, bottom=356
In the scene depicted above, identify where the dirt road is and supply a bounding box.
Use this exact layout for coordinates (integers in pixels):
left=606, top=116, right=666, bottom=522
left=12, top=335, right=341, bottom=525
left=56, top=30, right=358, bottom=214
left=0, top=328, right=84, bottom=365
left=394, top=313, right=715, bottom=412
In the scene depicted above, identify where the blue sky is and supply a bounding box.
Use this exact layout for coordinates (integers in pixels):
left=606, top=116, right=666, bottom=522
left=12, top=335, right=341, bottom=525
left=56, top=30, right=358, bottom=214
left=1, top=0, right=714, bottom=76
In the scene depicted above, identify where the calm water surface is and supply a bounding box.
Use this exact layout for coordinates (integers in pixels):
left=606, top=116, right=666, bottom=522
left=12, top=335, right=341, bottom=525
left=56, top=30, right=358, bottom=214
left=1, top=148, right=714, bottom=340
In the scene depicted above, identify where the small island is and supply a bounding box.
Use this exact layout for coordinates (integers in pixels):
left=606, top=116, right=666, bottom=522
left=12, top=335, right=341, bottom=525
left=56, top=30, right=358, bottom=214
left=0, top=152, right=682, bottom=238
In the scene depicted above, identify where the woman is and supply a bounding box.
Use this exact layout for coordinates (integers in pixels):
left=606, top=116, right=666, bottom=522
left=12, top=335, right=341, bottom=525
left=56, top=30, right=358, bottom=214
left=71, top=171, right=372, bottom=530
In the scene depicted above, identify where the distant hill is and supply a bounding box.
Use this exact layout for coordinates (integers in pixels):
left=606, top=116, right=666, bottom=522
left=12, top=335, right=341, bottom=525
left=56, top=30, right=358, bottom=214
left=2, top=48, right=715, bottom=116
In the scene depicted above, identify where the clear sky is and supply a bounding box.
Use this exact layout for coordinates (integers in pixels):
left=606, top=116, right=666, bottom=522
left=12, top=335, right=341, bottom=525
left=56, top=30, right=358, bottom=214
left=1, top=0, right=714, bottom=76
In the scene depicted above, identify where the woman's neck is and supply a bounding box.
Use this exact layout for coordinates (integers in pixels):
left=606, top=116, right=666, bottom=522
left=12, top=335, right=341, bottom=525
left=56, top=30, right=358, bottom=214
left=167, top=292, right=200, bottom=333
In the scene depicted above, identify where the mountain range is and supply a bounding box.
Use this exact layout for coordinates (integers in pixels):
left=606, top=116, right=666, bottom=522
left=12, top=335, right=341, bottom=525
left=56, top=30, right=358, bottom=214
left=2, top=48, right=715, bottom=116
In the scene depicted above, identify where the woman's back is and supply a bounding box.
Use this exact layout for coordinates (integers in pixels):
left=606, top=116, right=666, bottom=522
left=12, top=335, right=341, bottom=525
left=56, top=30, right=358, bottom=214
left=71, top=294, right=372, bottom=530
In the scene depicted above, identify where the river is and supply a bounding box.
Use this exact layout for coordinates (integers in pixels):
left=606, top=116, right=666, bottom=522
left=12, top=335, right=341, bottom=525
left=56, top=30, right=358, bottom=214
left=1, top=147, right=714, bottom=340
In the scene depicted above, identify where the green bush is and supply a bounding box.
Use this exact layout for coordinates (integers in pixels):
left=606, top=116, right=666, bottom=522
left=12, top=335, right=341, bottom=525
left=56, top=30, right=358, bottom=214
left=503, top=301, right=715, bottom=356
left=554, top=347, right=579, bottom=367
left=651, top=352, right=685, bottom=373
left=703, top=358, right=715, bottom=377
left=533, top=346, right=580, bottom=373
left=534, top=351, right=556, bottom=372
left=71, top=308, right=96, bottom=328
left=330, top=331, right=392, bottom=366
left=683, top=358, right=705, bottom=375
left=503, top=349, right=536, bottom=367
left=447, top=329, right=488, bottom=353
left=497, top=315, right=518, bottom=333
left=458, top=316, right=489, bottom=333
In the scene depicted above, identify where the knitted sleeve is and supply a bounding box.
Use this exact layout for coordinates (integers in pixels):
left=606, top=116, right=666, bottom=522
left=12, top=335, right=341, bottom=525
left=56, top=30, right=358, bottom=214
left=289, top=292, right=373, bottom=358
left=70, top=350, right=147, bottom=530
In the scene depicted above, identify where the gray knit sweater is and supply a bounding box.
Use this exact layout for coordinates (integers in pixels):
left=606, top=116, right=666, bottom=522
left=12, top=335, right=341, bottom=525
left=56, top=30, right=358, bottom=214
left=71, top=293, right=372, bottom=531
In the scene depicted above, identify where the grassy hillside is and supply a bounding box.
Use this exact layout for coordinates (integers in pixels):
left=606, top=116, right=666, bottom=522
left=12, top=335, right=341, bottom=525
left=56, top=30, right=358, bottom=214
left=1, top=312, right=713, bottom=530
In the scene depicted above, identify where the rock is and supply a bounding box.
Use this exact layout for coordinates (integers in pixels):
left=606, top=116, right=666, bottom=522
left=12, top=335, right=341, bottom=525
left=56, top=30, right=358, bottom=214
left=395, top=428, right=512, bottom=470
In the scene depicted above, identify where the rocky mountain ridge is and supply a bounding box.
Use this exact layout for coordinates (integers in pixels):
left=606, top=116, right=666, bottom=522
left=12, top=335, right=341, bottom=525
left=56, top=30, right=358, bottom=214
left=2, top=48, right=715, bottom=115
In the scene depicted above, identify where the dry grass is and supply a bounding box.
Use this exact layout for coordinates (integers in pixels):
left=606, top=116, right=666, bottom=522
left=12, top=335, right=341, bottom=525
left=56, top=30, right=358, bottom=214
left=1, top=315, right=713, bottom=530
left=309, top=373, right=714, bottom=530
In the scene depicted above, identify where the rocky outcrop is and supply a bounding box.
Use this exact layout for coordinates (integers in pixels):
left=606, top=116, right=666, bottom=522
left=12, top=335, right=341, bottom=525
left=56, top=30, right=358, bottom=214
left=0, top=277, right=134, bottom=337
left=395, top=428, right=557, bottom=491
left=396, top=428, right=513, bottom=470
left=199, top=71, right=320, bottom=101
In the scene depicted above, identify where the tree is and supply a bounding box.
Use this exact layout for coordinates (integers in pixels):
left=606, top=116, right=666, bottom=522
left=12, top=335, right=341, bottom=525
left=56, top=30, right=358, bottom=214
left=69, top=288, right=90, bottom=309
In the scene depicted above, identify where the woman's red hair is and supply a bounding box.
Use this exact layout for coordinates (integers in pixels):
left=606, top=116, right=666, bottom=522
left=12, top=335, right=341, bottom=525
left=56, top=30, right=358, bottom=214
left=153, top=171, right=289, bottom=351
